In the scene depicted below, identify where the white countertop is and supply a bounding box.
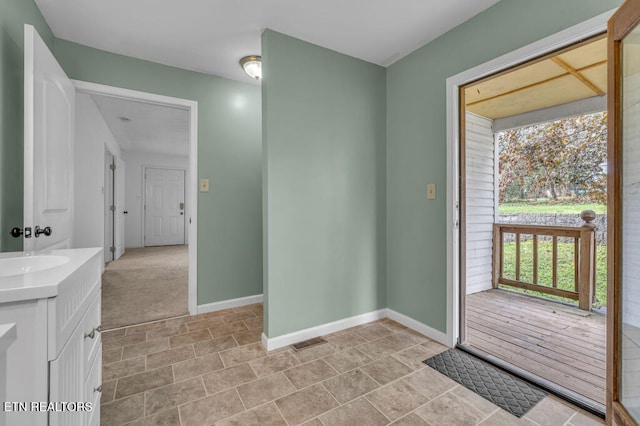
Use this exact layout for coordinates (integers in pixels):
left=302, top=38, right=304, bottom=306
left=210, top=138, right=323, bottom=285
left=0, top=248, right=102, bottom=304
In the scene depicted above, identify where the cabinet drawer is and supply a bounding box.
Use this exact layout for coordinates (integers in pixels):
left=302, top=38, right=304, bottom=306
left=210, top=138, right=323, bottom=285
left=48, top=253, right=101, bottom=360
left=84, top=342, right=102, bottom=426
left=82, top=290, right=101, bottom=377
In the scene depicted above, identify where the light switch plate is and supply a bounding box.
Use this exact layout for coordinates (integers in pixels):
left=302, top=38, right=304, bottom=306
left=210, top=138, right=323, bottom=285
left=200, top=178, right=210, bottom=193
left=427, top=183, right=436, bottom=199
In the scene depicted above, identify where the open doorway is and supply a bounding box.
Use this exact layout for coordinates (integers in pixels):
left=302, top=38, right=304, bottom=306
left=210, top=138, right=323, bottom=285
left=456, top=33, right=608, bottom=415
left=74, top=81, right=198, bottom=329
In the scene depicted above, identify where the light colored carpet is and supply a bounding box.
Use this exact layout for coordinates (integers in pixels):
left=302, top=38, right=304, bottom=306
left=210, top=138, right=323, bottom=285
left=102, top=245, right=189, bottom=329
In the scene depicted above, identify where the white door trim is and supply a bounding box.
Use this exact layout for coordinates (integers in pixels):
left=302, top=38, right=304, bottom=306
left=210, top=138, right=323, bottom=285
left=445, top=9, right=614, bottom=348
left=72, top=80, right=199, bottom=316
left=143, top=166, right=187, bottom=247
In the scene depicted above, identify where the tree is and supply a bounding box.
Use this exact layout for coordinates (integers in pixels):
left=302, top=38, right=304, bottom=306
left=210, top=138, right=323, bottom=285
left=497, top=112, right=607, bottom=204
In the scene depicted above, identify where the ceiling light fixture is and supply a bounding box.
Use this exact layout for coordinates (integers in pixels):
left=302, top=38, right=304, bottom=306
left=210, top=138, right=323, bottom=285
left=239, top=55, right=261, bottom=80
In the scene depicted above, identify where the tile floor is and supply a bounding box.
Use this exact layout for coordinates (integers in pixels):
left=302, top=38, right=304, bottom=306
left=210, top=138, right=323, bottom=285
left=100, top=303, right=604, bottom=425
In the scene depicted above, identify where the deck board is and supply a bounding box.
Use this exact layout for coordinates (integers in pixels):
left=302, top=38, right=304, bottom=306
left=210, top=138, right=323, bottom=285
left=465, top=289, right=606, bottom=406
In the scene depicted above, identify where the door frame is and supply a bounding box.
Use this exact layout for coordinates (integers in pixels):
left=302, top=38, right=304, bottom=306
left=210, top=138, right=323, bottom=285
left=74, top=80, right=199, bottom=316
left=143, top=166, right=187, bottom=247
left=445, top=10, right=615, bottom=348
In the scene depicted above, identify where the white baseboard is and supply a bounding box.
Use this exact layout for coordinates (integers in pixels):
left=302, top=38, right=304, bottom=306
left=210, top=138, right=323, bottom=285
left=197, top=294, right=263, bottom=315
left=262, top=309, right=387, bottom=351
left=386, top=309, right=449, bottom=346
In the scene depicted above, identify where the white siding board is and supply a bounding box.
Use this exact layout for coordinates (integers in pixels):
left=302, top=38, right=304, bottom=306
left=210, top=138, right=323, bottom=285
left=465, top=112, right=495, bottom=295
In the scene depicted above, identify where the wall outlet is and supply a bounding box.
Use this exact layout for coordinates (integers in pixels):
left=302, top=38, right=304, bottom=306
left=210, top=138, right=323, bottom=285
left=427, top=183, right=436, bottom=199
left=199, top=178, right=210, bottom=193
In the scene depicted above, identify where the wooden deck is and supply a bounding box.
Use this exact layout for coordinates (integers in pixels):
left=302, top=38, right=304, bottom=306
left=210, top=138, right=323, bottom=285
left=465, top=289, right=606, bottom=407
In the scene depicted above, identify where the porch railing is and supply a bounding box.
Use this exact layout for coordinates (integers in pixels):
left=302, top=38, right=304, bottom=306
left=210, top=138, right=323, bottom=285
left=492, top=210, right=597, bottom=311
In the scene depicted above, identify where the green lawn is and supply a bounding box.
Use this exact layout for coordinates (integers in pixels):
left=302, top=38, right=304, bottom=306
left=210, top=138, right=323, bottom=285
left=499, top=200, right=607, bottom=215
left=501, top=240, right=607, bottom=309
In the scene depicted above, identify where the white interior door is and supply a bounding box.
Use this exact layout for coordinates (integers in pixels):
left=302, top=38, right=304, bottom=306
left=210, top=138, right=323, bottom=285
left=114, top=157, right=126, bottom=259
left=145, top=168, right=185, bottom=246
left=23, top=24, right=75, bottom=252
left=104, top=153, right=113, bottom=263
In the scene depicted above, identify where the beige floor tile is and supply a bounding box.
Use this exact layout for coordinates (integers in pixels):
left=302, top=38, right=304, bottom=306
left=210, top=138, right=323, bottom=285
left=103, top=357, right=146, bottom=382
left=103, top=332, right=147, bottom=351
left=276, top=384, right=340, bottom=425
left=478, top=408, right=528, bottom=425
left=219, top=342, right=267, bottom=367
left=216, top=402, right=287, bottom=426
left=201, top=308, right=234, bottom=319
left=326, top=332, right=368, bottom=351
left=243, top=317, right=263, bottom=331
left=115, top=366, right=174, bottom=399
left=358, top=338, right=403, bottom=360
left=209, top=322, right=249, bottom=338
left=568, top=411, right=605, bottom=425
left=293, top=343, right=337, bottom=363
left=223, top=310, right=258, bottom=323
left=146, top=345, right=194, bottom=370
left=354, top=324, right=395, bottom=341
left=524, top=397, right=577, bottom=426
left=415, top=392, right=484, bottom=426
left=124, top=321, right=167, bottom=335
left=324, top=347, right=373, bottom=373
left=179, top=388, right=244, bottom=426
left=402, top=366, right=458, bottom=399
left=203, top=363, right=257, bottom=394
left=169, top=329, right=212, bottom=348
left=284, top=359, right=338, bottom=389
left=126, top=407, right=180, bottom=426
left=390, top=412, right=430, bottom=425
left=384, top=330, right=428, bottom=348
left=361, top=356, right=413, bottom=385
left=102, top=328, right=126, bottom=340
left=250, top=351, right=300, bottom=377
left=301, top=419, right=323, bottom=426
left=144, top=377, right=206, bottom=416
left=419, top=340, right=448, bottom=356
left=173, top=353, right=224, bottom=381
left=322, top=369, right=379, bottom=403
left=122, top=338, right=170, bottom=360
left=193, top=335, right=238, bottom=356
left=318, top=397, right=388, bottom=426
left=100, top=380, right=117, bottom=404
left=450, top=385, right=500, bottom=417
left=233, top=329, right=262, bottom=346
left=365, top=380, right=428, bottom=421
left=236, top=372, right=297, bottom=408
left=101, top=393, right=144, bottom=425
left=391, top=345, right=436, bottom=370
left=186, top=317, right=225, bottom=332
left=378, top=319, right=409, bottom=332
left=103, top=347, right=123, bottom=364
left=145, top=324, right=188, bottom=340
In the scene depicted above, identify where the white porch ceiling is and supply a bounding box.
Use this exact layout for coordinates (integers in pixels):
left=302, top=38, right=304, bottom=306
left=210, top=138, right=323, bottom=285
left=35, top=0, right=500, bottom=84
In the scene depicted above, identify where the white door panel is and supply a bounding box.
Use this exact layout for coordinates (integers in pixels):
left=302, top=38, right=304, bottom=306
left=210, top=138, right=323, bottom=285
left=114, top=157, right=125, bottom=259
left=24, top=24, right=74, bottom=251
left=145, top=168, right=185, bottom=246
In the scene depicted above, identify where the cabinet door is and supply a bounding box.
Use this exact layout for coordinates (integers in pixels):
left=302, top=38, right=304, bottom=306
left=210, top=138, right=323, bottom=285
left=49, top=324, right=84, bottom=426
left=84, top=343, right=102, bottom=426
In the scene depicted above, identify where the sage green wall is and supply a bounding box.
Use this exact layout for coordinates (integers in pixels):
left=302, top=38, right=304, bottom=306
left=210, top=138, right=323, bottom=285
left=54, top=40, right=263, bottom=305
left=0, top=0, right=54, bottom=252
left=386, top=0, right=621, bottom=332
left=262, top=30, right=386, bottom=337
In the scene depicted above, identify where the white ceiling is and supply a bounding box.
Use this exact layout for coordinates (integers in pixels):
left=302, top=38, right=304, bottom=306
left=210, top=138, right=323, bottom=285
left=35, top=0, right=500, bottom=84
left=92, top=95, right=190, bottom=157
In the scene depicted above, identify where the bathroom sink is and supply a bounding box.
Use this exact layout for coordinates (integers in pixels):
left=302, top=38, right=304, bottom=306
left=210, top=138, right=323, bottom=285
left=0, top=255, right=70, bottom=277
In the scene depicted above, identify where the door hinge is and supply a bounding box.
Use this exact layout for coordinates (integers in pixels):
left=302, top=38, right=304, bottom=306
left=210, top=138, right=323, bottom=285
left=109, top=246, right=115, bottom=253
left=110, top=205, right=116, bottom=212
left=110, top=163, right=116, bottom=171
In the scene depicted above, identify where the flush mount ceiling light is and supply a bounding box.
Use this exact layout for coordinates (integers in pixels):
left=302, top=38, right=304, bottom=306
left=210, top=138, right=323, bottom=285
left=239, top=55, right=261, bottom=80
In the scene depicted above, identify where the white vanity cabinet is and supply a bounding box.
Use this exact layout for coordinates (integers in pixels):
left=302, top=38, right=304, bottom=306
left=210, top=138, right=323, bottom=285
left=0, top=248, right=103, bottom=426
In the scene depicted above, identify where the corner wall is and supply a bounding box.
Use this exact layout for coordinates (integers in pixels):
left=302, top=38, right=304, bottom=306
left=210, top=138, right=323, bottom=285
left=262, top=30, right=387, bottom=338
left=386, top=0, right=621, bottom=333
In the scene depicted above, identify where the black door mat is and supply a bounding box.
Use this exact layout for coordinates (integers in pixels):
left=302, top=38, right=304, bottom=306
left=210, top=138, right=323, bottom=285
left=424, top=349, right=546, bottom=418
